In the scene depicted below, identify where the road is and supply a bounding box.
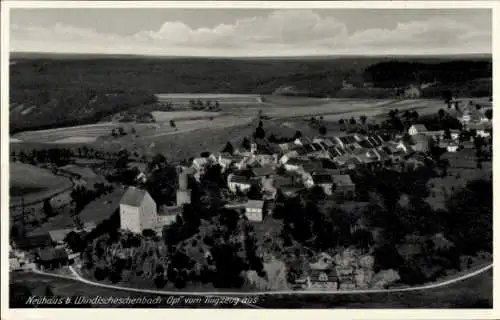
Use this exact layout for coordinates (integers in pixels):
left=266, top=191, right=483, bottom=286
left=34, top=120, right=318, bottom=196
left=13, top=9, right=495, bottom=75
left=28, top=263, right=492, bottom=297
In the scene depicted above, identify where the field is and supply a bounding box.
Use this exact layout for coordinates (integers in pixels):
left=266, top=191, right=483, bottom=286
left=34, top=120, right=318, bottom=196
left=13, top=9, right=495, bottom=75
left=9, top=97, right=454, bottom=163
left=156, top=93, right=263, bottom=105
left=151, top=111, right=222, bottom=122
left=11, top=123, right=122, bottom=144
left=10, top=163, right=73, bottom=206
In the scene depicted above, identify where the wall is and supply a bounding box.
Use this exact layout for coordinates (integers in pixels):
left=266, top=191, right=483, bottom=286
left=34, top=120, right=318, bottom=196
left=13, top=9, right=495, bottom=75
left=139, top=193, right=158, bottom=231
left=119, top=204, right=141, bottom=234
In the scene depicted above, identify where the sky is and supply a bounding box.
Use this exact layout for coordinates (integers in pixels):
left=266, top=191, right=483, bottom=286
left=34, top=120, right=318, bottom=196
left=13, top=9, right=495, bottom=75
left=9, top=8, right=492, bottom=57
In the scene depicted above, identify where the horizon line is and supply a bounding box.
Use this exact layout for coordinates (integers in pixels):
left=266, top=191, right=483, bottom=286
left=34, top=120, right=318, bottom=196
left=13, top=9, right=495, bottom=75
left=9, top=51, right=493, bottom=60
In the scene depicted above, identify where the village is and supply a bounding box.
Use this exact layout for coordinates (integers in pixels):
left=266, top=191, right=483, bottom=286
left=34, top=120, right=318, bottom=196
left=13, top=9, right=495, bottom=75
left=9, top=96, right=493, bottom=292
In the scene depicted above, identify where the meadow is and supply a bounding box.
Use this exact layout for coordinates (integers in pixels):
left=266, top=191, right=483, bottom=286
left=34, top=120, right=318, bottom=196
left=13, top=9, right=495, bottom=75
left=10, top=163, right=73, bottom=206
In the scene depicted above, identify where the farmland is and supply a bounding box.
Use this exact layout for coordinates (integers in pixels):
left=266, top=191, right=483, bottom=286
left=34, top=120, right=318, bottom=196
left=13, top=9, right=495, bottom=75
left=10, top=96, right=455, bottom=162
left=10, top=163, right=73, bottom=206
left=156, top=93, right=263, bottom=105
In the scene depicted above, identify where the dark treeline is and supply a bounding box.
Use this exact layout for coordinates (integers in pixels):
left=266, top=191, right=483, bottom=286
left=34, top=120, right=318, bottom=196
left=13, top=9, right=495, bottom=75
left=10, top=89, right=157, bottom=133
left=364, top=60, right=492, bottom=88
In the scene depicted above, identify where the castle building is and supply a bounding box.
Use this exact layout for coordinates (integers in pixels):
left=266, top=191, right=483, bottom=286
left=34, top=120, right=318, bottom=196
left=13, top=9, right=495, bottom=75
left=119, top=187, right=158, bottom=234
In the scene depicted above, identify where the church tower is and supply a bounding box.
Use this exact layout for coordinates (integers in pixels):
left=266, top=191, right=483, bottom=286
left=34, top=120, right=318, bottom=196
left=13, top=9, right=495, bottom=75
left=176, top=166, right=192, bottom=206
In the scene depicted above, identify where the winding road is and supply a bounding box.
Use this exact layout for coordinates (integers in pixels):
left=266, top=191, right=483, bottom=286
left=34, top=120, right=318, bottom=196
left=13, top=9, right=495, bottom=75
left=29, top=263, right=492, bottom=297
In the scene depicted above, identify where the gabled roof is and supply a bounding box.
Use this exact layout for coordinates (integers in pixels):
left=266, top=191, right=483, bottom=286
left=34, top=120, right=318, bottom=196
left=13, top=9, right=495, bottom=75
left=228, top=175, right=251, bottom=184
left=358, top=140, right=374, bottom=149
left=303, top=144, right=317, bottom=153
left=251, top=166, right=276, bottom=177
left=120, top=187, right=149, bottom=207
left=48, top=228, right=74, bottom=243
left=313, top=174, right=334, bottom=184
left=331, top=174, right=355, bottom=187
left=245, top=199, right=264, bottom=209
left=14, top=234, right=52, bottom=250
left=410, top=124, right=428, bottom=132
left=37, top=247, right=68, bottom=262
left=338, top=135, right=358, bottom=145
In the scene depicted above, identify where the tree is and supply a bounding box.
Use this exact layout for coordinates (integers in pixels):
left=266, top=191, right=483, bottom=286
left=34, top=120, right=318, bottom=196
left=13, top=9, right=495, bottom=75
left=294, top=130, right=303, bottom=139
left=349, top=117, right=357, bottom=125
left=442, top=90, right=453, bottom=104
left=215, top=101, right=220, bottom=108
left=438, top=109, right=446, bottom=119
left=118, top=127, right=125, bottom=136
left=485, top=109, right=492, bottom=120
left=255, top=122, right=266, bottom=139
left=338, top=119, right=346, bottom=131
left=241, top=137, right=251, bottom=150
left=221, top=141, right=234, bottom=155
left=43, top=199, right=54, bottom=217
left=170, top=120, right=176, bottom=128
left=443, top=128, right=452, bottom=140
left=360, top=115, right=367, bottom=127
left=318, top=126, right=327, bottom=136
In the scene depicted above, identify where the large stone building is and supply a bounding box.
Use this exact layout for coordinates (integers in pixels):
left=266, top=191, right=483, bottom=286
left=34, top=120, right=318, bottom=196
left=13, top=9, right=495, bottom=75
left=119, top=187, right=158, bottom=234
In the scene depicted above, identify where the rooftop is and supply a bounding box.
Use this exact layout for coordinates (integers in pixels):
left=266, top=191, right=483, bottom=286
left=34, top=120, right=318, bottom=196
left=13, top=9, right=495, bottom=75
left=251, top=166, right=276, bottom=177
left=228, top=175, right=251, bottom=184
left=338, top=135, right=358, bottom=145
left=313, top=174, right=334, bottom=184
left=37, top=247, right=68, bottom=262
left=245, top=200, right=264, bottom=209
left=331, top=174, right=355, bottom=187
left=120, top=187, right=149, bottom=207
left=410, top=124, right=428, bottom=132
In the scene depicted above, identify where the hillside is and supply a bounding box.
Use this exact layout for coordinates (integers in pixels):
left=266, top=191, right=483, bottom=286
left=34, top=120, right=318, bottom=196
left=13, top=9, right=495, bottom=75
left=9, top=55, right=492, bottom=132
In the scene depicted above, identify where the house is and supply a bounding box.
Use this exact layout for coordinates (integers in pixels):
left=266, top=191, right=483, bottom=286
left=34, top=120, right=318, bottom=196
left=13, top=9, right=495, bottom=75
left=119, top=187, right=158, bottom=234
left=335, top=135, right=360, bottom=149
left=255, top=154, right=278, bottom=167
left=217, top=152, right=235, bottom=170
left=278, top=142, right=297, bottom=153
left=262, top=176, right=277, bottom=201
left=9, top=252, right=21, bottom=271
left=408, top=124, right=428, bottom=136
left=227, top=174, right=252, bottom=193
left=244, top=200, right=265, bottom=222
left=250, top=166, right=276, bottom=180
left=294, top=137, right=313, bottom=146
left=13, top=234, right=53, bottom=251
left=48, top=228, right=75, bottom=245
left=284, top=158, right=308, bottom=172
left=35, top=247, right=69, bottom=270
left=447, top=145, right=459, bottom=153
left=156, top=206, right=182, bottom=230
left=312, top=174, right=335, bottom=195
left=411, top=134, right=433, bottom=153
left=331, top=175, right=356, bottom=198
left=136, top=172, right=148, bottom=184
left=307, top=269, right=339, bottom=290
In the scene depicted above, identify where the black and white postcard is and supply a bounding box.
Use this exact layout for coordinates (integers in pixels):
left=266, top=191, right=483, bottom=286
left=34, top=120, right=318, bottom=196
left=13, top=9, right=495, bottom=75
left=1, top=1, right=498, bottom=319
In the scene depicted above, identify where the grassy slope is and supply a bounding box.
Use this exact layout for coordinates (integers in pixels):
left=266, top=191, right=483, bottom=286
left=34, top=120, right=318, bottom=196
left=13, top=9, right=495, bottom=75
left=10, top=162, right=73, bottom=205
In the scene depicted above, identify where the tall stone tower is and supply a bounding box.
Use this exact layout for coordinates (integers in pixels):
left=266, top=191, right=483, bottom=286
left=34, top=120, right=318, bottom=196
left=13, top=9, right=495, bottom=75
left=176, top=166, right=191, bottom=206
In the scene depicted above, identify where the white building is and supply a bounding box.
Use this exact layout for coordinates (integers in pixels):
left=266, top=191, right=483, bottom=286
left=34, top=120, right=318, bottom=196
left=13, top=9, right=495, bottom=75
left=227, top=174, right=252, bottom=193
left=119, top=187, right=158, bottom=234
left=408, top=124, right=428, bottom=136
left=244, top=200, right=264, bottom=222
